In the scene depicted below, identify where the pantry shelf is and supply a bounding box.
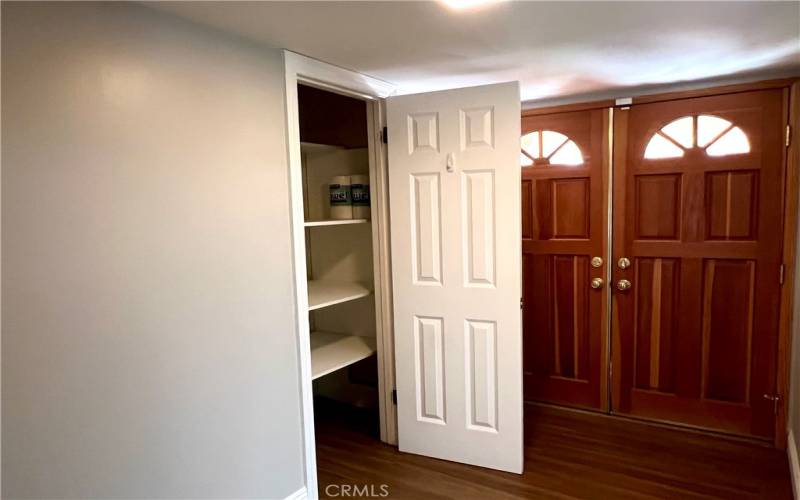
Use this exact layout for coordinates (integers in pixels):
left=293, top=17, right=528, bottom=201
left=310, top=331, right=377, bottom=380
left=307, top=280, right=371, bottom=311
left=300, top=142, right=344, bottom=154
left=304, top=219, right=369, bottom=227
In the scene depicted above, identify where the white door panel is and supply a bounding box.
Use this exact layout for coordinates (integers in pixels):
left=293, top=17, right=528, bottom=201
left=388, top=82, right=522, bottom=473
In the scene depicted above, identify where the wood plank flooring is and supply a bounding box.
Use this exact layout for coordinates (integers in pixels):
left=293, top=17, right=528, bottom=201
left=315, top=400, right=792, bottom=499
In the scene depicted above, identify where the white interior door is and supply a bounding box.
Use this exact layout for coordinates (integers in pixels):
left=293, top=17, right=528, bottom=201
left=387, top=82, right=523, bottom=473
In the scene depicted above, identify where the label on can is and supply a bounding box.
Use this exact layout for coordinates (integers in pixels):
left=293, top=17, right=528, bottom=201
left=351, top=183, right=370, bottom=206
left=329, top=184, right=351, bottom=206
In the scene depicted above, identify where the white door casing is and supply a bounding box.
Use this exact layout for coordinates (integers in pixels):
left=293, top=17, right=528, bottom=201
left=283, top=50, right=396, bottom=498
left=387, top=82, right=523, bottom=473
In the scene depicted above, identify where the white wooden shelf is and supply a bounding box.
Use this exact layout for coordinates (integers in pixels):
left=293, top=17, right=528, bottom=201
left=300, top=142, right=344, bottom=154
left=304, top=219, right=369, bottom=227
left=307, top=280, right=371, bottom=311
left=310, top=331, right=377, bottom=380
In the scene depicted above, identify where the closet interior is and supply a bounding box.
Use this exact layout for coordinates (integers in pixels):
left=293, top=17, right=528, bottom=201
left=298, top=84, right=382, bottom=437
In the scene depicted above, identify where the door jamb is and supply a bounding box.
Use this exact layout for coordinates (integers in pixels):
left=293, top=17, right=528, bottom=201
left=603, top=107, right=614, bottom=412
left=283, top=50, right=396, bottom=497
left=777, top=81, right=800, bottom=449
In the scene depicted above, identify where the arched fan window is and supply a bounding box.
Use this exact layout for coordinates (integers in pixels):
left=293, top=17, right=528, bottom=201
left=520, top=130, right=583, bottom=167
left=644, top=115, right=750, bottom=159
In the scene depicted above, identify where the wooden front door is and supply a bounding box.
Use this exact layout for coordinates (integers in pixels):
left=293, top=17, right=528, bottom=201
left=612, top=89, right=786, bottom=438
left=522, top=109, right=609, bottom=410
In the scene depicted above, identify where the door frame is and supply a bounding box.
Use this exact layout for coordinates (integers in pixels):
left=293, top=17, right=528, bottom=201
left=283, top=50, right=397, bottom=497
left=778, top=80, right=800, bottom=450
left=523, top=77, right=799, bottom=448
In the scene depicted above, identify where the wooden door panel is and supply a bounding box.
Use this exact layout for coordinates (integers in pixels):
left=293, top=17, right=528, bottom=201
left=702, top=259, right=756, bottom=404
left=525, top=177, right=592, bottom=240
left=613, top=89, right=785, bottom=438
left=632, top=257, right=680, bottom=393
left=521, top=180, right=533, bottom=240
left=552, top=179, right=590, bottom=238
left=706, top=170, right=759, bottom=240
left=634, top=174, right=681, bottom=239
left=524, top=254, right=591, bottom=379
left=522, top=109, right=607, bottom=410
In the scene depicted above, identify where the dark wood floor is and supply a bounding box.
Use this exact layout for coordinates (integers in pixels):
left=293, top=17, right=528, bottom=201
left=315, top=400, right=792, bottom=499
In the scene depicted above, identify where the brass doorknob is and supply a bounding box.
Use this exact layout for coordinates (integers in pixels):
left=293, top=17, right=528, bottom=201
left=591, top=277, right=604, bottom=289
left=617, top=279, right=632, bottom=291
left=618, top=257, right=631, bottom=269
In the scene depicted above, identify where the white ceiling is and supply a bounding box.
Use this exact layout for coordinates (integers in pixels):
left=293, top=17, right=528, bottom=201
left=150, top=1, right=800, bottom=106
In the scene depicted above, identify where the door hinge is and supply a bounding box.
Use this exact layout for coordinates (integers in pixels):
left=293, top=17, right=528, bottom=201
left=787, top=124, right=792, bottom=148
left=780, top=264, right=785, bottom=285
left=391, top=389, right=397, bottom=405
left=764, top=393, right=781, bottom=415
left=520, top=297, right=524, bottom=309
left=381, top=126, right=388, bottom=145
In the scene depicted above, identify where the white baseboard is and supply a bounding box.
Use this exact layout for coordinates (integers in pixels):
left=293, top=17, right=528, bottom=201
left=283, top=486, right=308, bottom=500
left=788, top=429, right=800, bottom=499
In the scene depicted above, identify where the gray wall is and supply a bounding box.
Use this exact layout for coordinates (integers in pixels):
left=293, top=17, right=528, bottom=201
left=2, top=3, right=305, bottom=498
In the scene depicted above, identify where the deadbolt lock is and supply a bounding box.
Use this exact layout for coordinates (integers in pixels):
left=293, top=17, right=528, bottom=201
left=591, top=256, right=603, bottom=268
left=617, top=257, right=631, bottom=269
left=590, top=277, right=604, bottom=289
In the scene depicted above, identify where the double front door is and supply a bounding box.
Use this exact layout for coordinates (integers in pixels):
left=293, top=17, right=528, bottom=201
left=522, top=88, right=788, bottom=439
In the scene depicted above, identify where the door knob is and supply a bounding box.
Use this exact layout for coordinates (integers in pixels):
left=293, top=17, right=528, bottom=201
left=591, top=277, right=604, bottom=289
left=591, top=256, right=603, bottom=268
left=616, top=279, right=632, bottom=291
left=617, top=257, right=631, bottom=269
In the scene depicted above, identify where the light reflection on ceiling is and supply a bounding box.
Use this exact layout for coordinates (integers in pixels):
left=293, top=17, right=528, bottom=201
left=149, top=1, right=800, bottom=105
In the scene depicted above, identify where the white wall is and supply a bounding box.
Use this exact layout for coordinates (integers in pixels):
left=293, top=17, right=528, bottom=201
left=790, top=271, right=800, bottom=494
left=788, top=110, right=800, bottom=495
left=2, top=2, right=305, bottom=498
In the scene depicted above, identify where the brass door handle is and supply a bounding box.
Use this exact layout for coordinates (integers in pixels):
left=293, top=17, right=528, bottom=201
left=618, top=257, right=631, bottom=269
left=616, top=279, right=632, bottom=291
left=591, top=278, right=604, bottom=289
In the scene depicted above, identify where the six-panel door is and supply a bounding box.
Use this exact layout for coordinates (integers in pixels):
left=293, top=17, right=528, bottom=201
left=521, top=109, right=609, bottom=410
left=387, top=82, right=524, bottom=473
left=612, top=90, right=785, bottom=438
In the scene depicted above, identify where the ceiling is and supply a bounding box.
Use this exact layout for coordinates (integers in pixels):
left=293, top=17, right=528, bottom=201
left=150, top=1, right=800, bottom=106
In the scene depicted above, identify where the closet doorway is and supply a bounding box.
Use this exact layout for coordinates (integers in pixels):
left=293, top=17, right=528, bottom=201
left=521, top=83, right=795, bottom=443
